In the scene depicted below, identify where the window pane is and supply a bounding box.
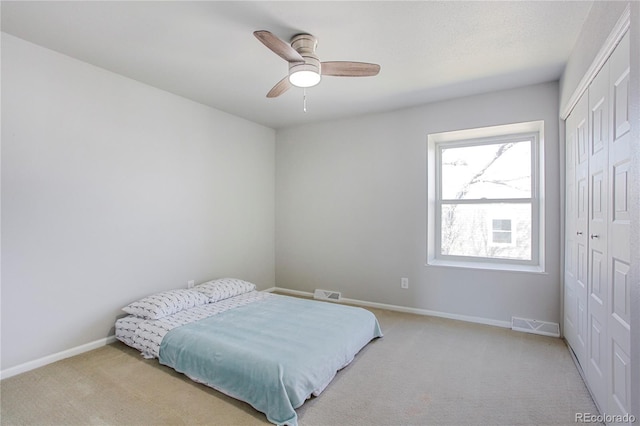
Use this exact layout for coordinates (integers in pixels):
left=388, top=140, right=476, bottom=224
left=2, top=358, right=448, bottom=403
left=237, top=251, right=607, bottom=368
left=441, top=141, right=531, bottom=200
left=492, top=231, right=512, bottom=244
left=492, top=219, right=511, bottom=231
left=441, top=203, right=531, bottom=260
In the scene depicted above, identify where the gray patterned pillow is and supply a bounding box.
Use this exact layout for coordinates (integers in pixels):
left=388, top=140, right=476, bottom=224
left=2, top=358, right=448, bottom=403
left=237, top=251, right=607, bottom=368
left=194, top=278, right=256, bottom=303
left=123, top=289, right=209, bottom=319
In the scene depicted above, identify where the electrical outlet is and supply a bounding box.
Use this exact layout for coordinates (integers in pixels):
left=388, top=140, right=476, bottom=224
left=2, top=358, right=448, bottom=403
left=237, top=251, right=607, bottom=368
left=401, top=278, right=409, bottom=289
left=187, top=280, right=195, bottom=289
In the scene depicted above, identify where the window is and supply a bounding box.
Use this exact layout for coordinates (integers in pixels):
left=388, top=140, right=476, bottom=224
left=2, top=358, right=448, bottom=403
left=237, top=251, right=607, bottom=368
left=427, top=121, right=544, bottom=271
left=490, top=218, right=515, bottom=246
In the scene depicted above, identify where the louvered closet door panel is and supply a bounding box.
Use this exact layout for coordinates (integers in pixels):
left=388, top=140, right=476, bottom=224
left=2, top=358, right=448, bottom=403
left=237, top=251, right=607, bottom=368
left=586, top=61, right=609, bottom=411
left=607, top=30, right=631, bottom=419
left=565, top=91, right=589, bottom=369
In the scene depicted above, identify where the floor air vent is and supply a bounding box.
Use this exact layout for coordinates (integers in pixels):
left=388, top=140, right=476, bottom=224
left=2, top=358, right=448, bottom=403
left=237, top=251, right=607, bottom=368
left=511, top=317, right=560, bottom=337
left=313, top=289, right=342, bottom=302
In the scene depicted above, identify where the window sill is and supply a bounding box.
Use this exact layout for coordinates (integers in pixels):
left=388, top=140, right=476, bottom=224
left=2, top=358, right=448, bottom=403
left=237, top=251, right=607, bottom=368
left=427, top=258, right=546, bottom=274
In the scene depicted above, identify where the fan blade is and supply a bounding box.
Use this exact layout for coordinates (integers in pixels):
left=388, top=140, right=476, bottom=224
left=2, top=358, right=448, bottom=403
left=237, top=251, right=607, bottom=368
left=266, top=76, right=292, bottom=98
left=321, top=61, right=380, bottom=77
left=254, top=30, right=304, bottom=63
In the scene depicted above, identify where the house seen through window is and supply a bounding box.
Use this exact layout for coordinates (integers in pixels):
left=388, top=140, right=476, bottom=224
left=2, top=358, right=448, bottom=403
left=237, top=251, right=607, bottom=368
left=427, top=121, right=544, bottom=271
left=490, top=218, right=514, bottom=246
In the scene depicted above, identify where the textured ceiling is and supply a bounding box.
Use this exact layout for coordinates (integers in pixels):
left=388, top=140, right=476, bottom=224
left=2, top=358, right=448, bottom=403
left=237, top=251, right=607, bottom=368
left=1, top=1, right=593, bottom=129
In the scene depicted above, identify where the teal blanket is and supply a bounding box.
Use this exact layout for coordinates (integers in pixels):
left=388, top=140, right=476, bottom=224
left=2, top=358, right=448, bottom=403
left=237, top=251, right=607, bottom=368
left=159, top=294, right=382, bottom=426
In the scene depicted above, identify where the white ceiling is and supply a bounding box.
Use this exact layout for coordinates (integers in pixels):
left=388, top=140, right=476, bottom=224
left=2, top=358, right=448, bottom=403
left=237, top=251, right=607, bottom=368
left=1, top=1, right=593, bottom=129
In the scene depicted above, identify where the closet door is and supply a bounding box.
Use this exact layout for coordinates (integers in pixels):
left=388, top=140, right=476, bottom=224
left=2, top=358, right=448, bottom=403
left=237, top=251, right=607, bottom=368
left=564, top=28, right=631, bottom=420
left=586, top=61, right=610, bottom=410
left=607, top=30, right=631, bottom=419
left=564, top=100, right=577, bottom=353
left=565, top=92, right=589, bottom=369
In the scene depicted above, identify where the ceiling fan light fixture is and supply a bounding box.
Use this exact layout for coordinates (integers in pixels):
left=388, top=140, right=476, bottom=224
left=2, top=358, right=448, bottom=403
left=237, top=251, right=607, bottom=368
left=289, top=70, right=321, bottom=88
left=288, top=61, right=321, bottom=88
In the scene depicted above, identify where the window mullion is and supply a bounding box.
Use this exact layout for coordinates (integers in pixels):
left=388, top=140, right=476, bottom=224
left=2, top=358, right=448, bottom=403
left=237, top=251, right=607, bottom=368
left=440, top=198, right=533, bottom=204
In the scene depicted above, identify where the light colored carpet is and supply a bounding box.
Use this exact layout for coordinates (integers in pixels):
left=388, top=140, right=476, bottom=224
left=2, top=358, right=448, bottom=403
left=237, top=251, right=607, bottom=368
left=1, top=307, right=599, bottom=425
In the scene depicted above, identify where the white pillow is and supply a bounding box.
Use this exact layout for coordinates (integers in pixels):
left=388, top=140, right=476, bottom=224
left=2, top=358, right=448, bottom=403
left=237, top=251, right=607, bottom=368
left=123, top=289, right=209, bottom=320
left=194, top=278, right=256, bottom=303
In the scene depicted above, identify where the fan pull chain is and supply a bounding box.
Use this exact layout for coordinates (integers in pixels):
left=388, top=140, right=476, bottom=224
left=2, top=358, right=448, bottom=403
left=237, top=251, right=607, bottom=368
left=303, top=88, right=307, bottom=113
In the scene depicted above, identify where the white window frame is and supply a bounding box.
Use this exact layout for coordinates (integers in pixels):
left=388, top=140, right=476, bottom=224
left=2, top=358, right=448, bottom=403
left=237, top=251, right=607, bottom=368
left=427, top=121, right=545, bottom=273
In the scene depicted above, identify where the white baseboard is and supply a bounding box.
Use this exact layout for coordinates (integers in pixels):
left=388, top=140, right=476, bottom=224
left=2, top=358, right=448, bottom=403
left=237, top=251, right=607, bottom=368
left=270, top=287, right=512, bottom=329
left=3, top=289, right=511, bottom=380
left=0, top=335, right=117, bottom=380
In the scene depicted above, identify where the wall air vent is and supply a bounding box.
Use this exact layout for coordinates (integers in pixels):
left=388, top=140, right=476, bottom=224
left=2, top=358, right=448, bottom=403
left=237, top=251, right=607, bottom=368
left=313, top=289, right=342, bottom=302
left=511, top=316, right=560, bottom=337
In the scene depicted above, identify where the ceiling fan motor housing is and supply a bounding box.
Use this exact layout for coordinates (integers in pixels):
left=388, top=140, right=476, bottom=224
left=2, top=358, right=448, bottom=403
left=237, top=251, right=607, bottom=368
left=288, top=34, right=321, bottom=87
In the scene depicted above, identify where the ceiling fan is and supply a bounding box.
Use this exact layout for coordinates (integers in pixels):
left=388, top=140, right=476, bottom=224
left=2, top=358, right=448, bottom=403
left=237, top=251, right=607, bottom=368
left=254, top=30, right=381, bottom=98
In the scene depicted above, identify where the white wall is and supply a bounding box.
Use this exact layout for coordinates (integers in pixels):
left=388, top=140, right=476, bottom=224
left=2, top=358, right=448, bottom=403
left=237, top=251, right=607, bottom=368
left=276, top=81, right=561, bottom=325
left=559, top=1, right=628, bottom=112
left=1, top=34, right=275, bottom=370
